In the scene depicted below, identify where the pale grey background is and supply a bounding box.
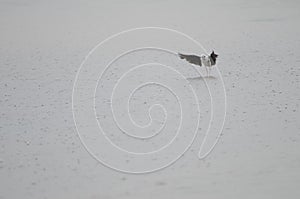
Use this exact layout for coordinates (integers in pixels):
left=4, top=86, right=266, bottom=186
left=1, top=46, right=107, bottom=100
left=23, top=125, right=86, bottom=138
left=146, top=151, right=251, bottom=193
left=0, top=0, right=299, bottom=198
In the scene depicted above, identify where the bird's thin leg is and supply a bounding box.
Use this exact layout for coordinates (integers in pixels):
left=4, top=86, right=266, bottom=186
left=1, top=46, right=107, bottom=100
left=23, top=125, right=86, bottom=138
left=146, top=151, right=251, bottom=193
left=205, top=67, right=208, bottom=77
left=208, top=67, right=211, bottom=77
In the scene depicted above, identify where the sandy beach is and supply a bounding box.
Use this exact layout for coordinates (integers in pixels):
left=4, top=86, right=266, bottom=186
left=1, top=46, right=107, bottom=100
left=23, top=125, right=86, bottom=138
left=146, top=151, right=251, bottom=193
left=0, top=0, right=299, bottom=198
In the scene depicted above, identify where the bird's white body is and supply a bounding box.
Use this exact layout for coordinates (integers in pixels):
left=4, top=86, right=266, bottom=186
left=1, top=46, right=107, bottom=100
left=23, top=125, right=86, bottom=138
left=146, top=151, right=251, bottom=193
left=200, top=55, right=213, bottom=67
left=200, top=55, right=213, bottom=77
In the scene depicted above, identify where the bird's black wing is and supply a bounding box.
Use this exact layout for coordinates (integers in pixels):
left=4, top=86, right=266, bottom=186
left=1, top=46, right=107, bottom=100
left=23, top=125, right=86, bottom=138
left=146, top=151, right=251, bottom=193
left=178, top=53, right=202, bottom=66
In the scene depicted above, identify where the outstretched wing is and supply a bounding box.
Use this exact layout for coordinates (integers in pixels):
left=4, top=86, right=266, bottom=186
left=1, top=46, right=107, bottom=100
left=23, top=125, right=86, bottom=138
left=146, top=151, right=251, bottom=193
left=178, top=53, right=202, bottom=66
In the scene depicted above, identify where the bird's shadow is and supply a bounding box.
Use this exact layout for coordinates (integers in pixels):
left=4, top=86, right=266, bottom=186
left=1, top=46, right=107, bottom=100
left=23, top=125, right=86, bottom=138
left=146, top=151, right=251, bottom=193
left=186, top=76, right=217, bottom=81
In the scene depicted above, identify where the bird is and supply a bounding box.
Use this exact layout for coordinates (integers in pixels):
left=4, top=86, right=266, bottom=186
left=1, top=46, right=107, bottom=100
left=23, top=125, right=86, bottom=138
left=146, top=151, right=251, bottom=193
left=178, top=51, right=218, bottom=77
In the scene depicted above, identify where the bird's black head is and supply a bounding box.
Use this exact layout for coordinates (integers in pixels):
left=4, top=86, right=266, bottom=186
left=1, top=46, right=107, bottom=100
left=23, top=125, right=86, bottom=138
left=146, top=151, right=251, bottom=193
left=210, top=50, right=218, bottom=63
left=210, top=50, right=218, bottom=58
